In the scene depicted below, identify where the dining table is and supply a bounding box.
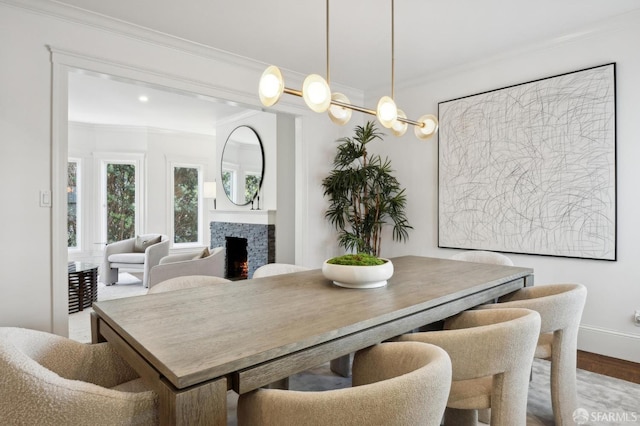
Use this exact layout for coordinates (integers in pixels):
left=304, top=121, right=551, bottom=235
left=91, top=255, right=534, bottom=425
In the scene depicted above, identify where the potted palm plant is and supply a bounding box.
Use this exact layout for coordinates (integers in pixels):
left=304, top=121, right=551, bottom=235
left=321, top=121, right=412, bottom=288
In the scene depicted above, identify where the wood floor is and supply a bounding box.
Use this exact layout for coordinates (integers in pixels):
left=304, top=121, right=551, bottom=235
left=578, top=350, right=640, bottom=384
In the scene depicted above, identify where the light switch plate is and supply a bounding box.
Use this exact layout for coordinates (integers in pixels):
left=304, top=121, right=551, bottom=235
left=40, top=190, right=51, bottom=207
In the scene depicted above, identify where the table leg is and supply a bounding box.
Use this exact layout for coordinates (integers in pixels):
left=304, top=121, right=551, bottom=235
left=158, top=377, right=227, bottom=426
left=330, top=353, right=353, bottom=377
left=90, top=311, right=105, bottom=344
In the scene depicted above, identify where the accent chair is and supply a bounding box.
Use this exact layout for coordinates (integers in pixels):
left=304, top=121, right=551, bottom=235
left=147, top=246, right=225, bottom=289
left=103, top=234, right=169, bottom=288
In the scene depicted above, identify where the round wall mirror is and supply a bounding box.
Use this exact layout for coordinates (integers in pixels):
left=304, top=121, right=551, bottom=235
left=221, top=125, right=265, bottom=206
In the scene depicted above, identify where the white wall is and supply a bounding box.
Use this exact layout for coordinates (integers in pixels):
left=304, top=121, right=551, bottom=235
left=368, top=11, right=640, bottom=362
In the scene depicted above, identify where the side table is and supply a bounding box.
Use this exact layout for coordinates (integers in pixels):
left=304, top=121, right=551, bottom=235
left=68, top=262, right=99, bottom=314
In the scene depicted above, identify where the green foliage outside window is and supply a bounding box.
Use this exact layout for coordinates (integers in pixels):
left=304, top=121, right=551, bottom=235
left=245, top=174, right=260, bottom=203
left=67, top=162, right=77, bottom=248
left=106, top=163, right=136, bottom=244
left=222, top=170, right=233, bottom=199
left=174, top=167, right=199, bottom=243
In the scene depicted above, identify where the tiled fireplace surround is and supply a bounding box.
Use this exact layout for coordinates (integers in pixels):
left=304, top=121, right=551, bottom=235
left=210, top=217, right=275, bottom=279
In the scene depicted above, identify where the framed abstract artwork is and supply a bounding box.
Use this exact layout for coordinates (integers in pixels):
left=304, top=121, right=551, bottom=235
left=438, top=63, right=616, bottom=260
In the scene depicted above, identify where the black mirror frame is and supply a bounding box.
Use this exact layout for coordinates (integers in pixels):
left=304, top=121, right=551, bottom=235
left=220, top=125, right=265, bottom=206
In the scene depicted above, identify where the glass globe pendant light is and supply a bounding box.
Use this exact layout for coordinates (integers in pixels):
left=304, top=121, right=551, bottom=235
left=414, top=114, right=439, bottom=140
left=329, top=92, right=352, bottom=125
left=302, top=74, right=331, bottom=113
left=391, top=109, right=408, bottom=136
left=258, top=65, right=284, bottom=107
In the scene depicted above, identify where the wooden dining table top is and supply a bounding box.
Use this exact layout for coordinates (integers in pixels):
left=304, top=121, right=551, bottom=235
left=92, top=255, right=533, bottom=391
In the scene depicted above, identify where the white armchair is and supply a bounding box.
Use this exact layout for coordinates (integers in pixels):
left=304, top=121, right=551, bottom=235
left=147, top=246, right=225, bottom=289
left=103, top=234, right=169, bottom=288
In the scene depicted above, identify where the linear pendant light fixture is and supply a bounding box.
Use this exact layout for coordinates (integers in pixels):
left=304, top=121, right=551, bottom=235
left=258, top=0, right=438, bottom=140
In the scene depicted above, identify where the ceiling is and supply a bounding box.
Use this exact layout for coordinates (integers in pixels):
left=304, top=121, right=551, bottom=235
left=68, top=71, right=247, bottom=135
left=63, top=0, right=640, bottom=133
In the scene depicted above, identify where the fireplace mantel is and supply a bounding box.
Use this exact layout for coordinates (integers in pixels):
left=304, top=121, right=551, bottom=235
left=210, top=209, right=276, bottom=225
left=210, top=212, right=276, bottom=278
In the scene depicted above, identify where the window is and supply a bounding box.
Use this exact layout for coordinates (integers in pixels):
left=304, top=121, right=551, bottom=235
left=173, top=166, right=200, bottom=244
left=67, top=159, right=80, bottom=249
left=222, top=168, right=236, bottom=203
left=104, top=162, right=137, bottom=244
left=169, top=163, right=203, bottom=247
left=245, top=173, right=260, bottom=203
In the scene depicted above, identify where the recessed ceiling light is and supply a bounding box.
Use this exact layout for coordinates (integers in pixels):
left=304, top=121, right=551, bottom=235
left=138, top=95, right=149, bottom=102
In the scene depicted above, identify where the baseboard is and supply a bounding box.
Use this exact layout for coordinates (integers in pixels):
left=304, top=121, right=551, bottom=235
left=577, top=325, right=640, bottom=384
left=578, top=325, right=640, bottom=363
left=577, top=350, right=640, bottom=384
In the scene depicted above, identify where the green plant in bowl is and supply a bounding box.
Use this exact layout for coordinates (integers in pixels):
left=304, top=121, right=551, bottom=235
left=327, top=253, right=386, bottom=266
left=322, top=253, right=393, bottom=289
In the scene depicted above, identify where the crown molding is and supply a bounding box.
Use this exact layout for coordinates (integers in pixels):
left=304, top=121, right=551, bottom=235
left=389, top=9, right=640, bottom=93
left=1, top=0, right=268, bottom=73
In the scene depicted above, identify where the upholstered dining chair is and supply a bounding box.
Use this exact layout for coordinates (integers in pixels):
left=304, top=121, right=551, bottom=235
left=451, top=250, right=514, bottom=266
left=0, top=327, right=157, bottom=425
left=146, top=275, right=231, bottom=294
left=252, top=263, right=311, bottom=278
left=478, top=283, right=587, bottom=426
left=237, top=341, right=452, bottom=426
left=395, top=308, right=541, bottom=426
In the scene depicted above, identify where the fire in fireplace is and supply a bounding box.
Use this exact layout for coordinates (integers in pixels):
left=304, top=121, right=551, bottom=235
left=225, top=236, right=248, bottom=280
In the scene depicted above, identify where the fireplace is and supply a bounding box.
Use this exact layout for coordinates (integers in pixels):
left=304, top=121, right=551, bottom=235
left=225, top=236, right=248, bottom=280
left=211, top=220, right=275, bottom=278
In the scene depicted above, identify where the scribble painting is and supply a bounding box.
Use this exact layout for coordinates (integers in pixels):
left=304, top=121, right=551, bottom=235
left=438, top=63, right=616, bottom=260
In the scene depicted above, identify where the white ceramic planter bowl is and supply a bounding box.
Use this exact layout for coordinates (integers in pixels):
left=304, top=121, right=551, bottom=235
left=322, top=259, right=394, bottom=289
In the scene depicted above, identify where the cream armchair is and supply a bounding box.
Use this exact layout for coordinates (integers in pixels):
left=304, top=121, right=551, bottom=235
left=103, top=234, right=169, bottom=288
left=147, top=246, right=225, bottom=289
left=0, top=327, right=157, bottom=424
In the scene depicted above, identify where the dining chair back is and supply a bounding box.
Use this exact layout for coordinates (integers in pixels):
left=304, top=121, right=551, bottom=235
left=478, top=283, right=587, bottom=425
left=237, top=341, right=452, bottom=426
left=146, top=275, right=231, bottom=294
left=395, top=308, right=541, bottom=426
left=0, top=327, right=157, bottom=425
left=451, top=250, right=514, bottom=266
left=252, top=263, right=311, bottom=278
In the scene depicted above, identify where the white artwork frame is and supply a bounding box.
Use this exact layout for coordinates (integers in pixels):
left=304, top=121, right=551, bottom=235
left=438, top=63, right=616, bottom=260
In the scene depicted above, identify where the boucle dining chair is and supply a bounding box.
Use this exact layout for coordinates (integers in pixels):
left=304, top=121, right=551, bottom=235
left=237, top=341, right=452, bottom=426
left=451, top=250, right=514, bottom=266
left=478, top=283, right=587, bottom=426
left=146, top=275, right=231, bottom=294
left=395, top=308, right=541, bottom=426
left=0, top=327, right=157, bottom=425
left=450, top=249, right=515, bottom=424
left=252, top=263, right=311, bottom=278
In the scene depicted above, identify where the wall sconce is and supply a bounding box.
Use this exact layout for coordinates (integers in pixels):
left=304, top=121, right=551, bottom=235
left=203, top=181, right=217, bottom=209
